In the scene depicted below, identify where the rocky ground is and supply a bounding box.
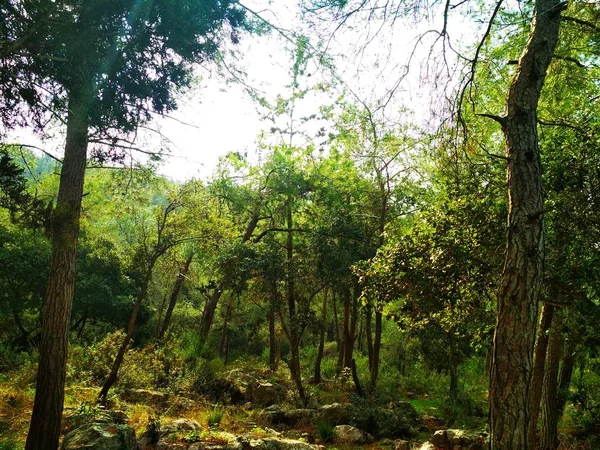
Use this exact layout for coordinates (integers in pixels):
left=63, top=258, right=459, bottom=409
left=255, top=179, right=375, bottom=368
left=58, top=369, right=487, bottom=450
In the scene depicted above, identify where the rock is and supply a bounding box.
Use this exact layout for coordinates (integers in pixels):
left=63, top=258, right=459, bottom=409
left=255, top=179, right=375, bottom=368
left=121, top=389, right=169, bottom=407
left=264, top=428, right=281, bottom=437
left=261, top=438, right=321, bottom=450
left=429, top=429, right=485, bottom=450
left=417, top=443, right=436, bottom=450
left=301, top=433, right=315, bottom=445
left=394, top=440, right=410, bottom=450
left=157, top=442, right=188, bottom=450
left=333, top=425, right=373, bottom=444
left=265, top=406, right=316, bottom=426
left=172, top=418, right=202, bottom=431
left=371, top=401, right=425, bottom=438
left=61, top=422, right=136, bottom=450
left=248, top=382, right=284, bottom=407
left=318, top=403, right=351, bottom=426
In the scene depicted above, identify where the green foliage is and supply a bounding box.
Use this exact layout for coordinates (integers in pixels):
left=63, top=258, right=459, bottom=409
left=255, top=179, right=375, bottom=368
left=438, top=391, right=486, bottom=429
left=145, top=414, right=162, bottom=445
left=316, top=421, right=335, bottom=443
left=69, top=401, right=101, bottom=429
left=208, top=408, right=224, bottom=429
left=0, top=436, right=20, bottom=450
left=68, top=333, right=184, bottom=390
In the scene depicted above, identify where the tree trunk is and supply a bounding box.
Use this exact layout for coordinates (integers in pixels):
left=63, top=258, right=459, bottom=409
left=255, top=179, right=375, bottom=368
left=98, top=269, right=153, bottom=403
left=342, top=286, right=353, bottom=368
left=557, top=323, right=577, bottom=416
left=529, top=303, right=555, bottom=448
left=198, top=214, right=259, bottom=342
left=369, top=309, right=382, bottom=401
left=269, top=284, right=278, bottom=371
left=286, top=196, right=306, bottom=405
left=366, top=302, right=373, bottom=369
left=448, top=332, right=459, bottom=401
left=158, top=253, right=193, bottom=340
left=219, top=296, right=233, bottom=362
left=538, top=312, right=563, bottom=450
left=314, top=285, right=328, bottom=384
left=198, top=286, right=223, bottom=344
left=76, top=314, right=88, bottom=340
left=488, top=1, right=564, bottom=448
left=155, top=295, right=167, bottom=338
left=25, top=90, right=89, bottom=450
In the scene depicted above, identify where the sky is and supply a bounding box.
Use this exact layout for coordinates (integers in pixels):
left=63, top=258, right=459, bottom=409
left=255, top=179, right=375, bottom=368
left=7, top=0, right=481, bottom=182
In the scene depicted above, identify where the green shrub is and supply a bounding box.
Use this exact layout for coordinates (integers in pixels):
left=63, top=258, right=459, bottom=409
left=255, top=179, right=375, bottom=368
left=316, top=421, right=335, bottom=443
left=145, top=414, right=161, bottom=444
left=438, top=391, right=485, bottom=428
left=68, top=333, right=184, bottom=391
left=0, top=436, right=21, bottom=450
left=208, top=409, right=224, bottom=429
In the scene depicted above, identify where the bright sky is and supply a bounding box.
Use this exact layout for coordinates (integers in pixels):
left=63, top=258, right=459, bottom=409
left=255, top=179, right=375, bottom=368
left=7, top=0, right=481, bottom=182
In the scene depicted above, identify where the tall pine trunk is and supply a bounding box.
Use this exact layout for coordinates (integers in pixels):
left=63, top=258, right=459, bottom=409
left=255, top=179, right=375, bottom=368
left=25, top=90, right=89, bottom=450
left=488, top=1, right=564, bottom=447
left=158, top=253, right=193, bottom=340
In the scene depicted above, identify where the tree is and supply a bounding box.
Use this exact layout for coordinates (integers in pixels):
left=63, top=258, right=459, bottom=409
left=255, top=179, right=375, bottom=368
left=0, top=2, right=248, bottom=447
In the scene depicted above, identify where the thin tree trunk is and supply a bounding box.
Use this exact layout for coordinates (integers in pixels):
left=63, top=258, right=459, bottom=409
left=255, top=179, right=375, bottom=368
left=448, top=332, right=459, bottom=401
left=366, top=302, right=373, bottom=369
left=25, top=89, right=89, bottom=450
left=351, top=358, right=364, bottom=398
left=369, top=309, right=382, bottom=401
left=220, top=296, right=233, bottom=361
left=488, top=1, right=564, bottom=448
left=155, top=295, right=167, bottom=338
left=198, top=214, right=259, bottom=342
left=198, top=286, right=223, bottom=343
left=529, top=303, right=555, bottom=449
left=76, top=314, right=88, bottom=340
left=158, top=253, right=193, bottom=340
left=342, top=286, right=353, bottom=368
left=538, top=312, right=563, bottom=450
left=357, top=311, right=364, bottom=353
left=98, top=270, right=152, bottom=403
left=557, top=324, right=577, bottom=416
left=269, top=286, right=277, bottom=371
left=314, top=285, right=328, bottom=384
left=285, top=196, right=306, bottom=405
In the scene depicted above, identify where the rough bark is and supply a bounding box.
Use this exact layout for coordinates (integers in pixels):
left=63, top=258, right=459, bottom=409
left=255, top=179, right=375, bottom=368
left=538, top=312, right=563, bottom=450
left=98, top=269, right=153, bottom=403
left=529, top=303, right=555, bottom=448
left=488, top=1, right=564, bottom=448
left=314, top=285, right=328, bottom=384
left=158, top=253, right=193, bottom=340
left=25, top=90, right=89, bottom=450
